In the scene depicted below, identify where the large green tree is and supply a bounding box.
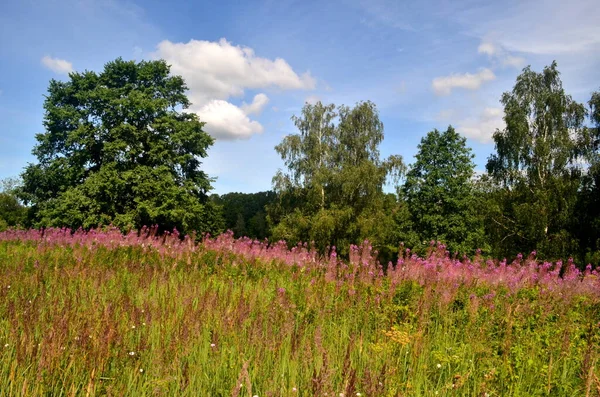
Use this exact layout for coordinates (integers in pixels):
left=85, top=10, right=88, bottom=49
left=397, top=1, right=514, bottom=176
left=268, top=101, right=405, bottom=255
left=0, top=178, right=27, bottom=231
left=485, top=62, right=588, bottom=259
left=401, top=126, right=486, bottom=254
left=19, top=58, right=222, bottom=235
left=573, top=89, right=600, bottom=265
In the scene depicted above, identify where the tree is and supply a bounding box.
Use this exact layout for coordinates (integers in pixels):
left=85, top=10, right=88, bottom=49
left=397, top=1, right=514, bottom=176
left=210, top=191, right=276, bottom=239
left=401, top=126, right=486, bottom=254
left=19, top=58, right=222, bottom=235
left=485, top=62, right=587, bottom=259
left=573, top=89, right=600, bottom=265
left=0, top=178, right=27, bottom=231
left=269, top=101, right=405, bottom=255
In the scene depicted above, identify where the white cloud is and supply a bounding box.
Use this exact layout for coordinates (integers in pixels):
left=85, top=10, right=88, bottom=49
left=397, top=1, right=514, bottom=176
left=197, top=100, right=263, bottom=140
left=503, top=55, right=526, bottom=68
left=241, top=93, right=270, bottom=115
left=153, top=38, right=315, bottom=140
left=432, top=68, right=495, bottom=96
left=41, top=56, right=73, bottom=74
left=456, top=107, right=505, bottom=143
left=477, top=42, right=497, bottom=56
left=462, top=0, right=600, bottom=56
left=478, top=40, right=526, bottom=69
left=154, top=38, right=315, bottom=105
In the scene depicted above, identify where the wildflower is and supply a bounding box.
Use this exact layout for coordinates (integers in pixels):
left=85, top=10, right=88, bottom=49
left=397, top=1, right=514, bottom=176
left=129, top=351, right=135, bottom=356
left=292, top=387, right=297, bottom=392
left=4, top=344, right=8, bottom=347
left=7, top=285, right=10, bottom=289
left=437, top=363, right=442, bottom=369
left=356, top=393, right=362, bottom=396
left=139, top=368, right=144, bottom=373
left=210, top=343, right=216, bottom=348
left=131, top=325, right=136, bottom=329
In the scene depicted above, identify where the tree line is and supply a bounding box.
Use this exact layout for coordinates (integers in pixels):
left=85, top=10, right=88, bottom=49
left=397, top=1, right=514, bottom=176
left=1, top=58, right=598, bottom=265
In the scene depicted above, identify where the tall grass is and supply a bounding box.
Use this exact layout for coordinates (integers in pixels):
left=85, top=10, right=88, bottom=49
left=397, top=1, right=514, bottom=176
left=0, top=228, right=599, bottom=396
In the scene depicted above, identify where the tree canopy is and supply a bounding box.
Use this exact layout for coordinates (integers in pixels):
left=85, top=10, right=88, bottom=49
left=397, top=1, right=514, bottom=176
left=210, top=191, right=276, bottom=239
left=485, top=62, right=589, bottom=259
left=0, top=178, right=27, bottom=231
left=19, top=58, right=222, bottom=235
left=402, top=126, right=486, bottom=254
left=268, top=101, right=405, bottom=255
left=6, top=57, right=600, bottom=266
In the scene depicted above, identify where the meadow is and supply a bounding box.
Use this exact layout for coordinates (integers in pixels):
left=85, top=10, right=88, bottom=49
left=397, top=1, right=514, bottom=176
left=0, top=228, right=599, bottom=396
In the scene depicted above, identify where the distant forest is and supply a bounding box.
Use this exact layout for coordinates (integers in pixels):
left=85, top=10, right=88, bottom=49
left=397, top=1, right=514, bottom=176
left=1, top=58, right=599, bottom=266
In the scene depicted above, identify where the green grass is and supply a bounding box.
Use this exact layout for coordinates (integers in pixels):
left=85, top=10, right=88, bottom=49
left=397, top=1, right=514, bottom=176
left=0, top=240, right=599, bottom=396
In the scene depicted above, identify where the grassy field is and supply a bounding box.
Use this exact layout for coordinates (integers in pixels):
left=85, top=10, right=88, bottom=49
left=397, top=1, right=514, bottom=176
left=0, top=229, right=599, bottom=396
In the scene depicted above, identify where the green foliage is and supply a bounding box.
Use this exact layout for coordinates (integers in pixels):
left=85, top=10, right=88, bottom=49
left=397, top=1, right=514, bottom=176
left=402, top=126, right=486, bottom=255
left=19, top=58, right=221, bottom=235
left=210, top=191, right=276, bottom=239
left=485, top=62, right=588, bottom=260
left=0, top=178, right=27, bottom=230
left=573, top=89, right=600, bottom=265
left=269, top=101, right=405, bottom=255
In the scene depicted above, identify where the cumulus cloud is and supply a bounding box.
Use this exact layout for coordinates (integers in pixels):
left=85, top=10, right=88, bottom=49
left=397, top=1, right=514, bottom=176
left=432, top=69, right=495, bottom=96
left=456, top=107, right=505, bottom=143
left=197, top=100, right=264, bottom=140
left=241, top=93, right=270, bottom=115
left=153, top=38, right=315, bottom=140
left=477, top=42, right=497, bottom=56
left=41, top=56, right=73, bottom=74
left=478, top=40, right=526, bottom=69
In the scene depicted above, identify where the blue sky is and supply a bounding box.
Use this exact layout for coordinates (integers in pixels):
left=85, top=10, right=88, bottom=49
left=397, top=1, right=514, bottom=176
left=1, top=0, right=599, bottom=194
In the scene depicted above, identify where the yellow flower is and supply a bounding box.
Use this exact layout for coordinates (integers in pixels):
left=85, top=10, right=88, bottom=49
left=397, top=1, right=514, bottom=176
left=382, top=326, right=412, bottom=346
